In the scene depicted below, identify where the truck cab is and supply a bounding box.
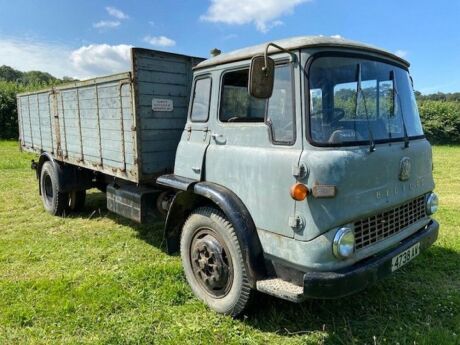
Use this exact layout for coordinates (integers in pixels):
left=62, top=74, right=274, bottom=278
left=158, top=36, right=439, bottom=315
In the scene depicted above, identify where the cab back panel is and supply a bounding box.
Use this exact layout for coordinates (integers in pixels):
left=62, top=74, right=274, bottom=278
left=132, top=48, right=204, bottom=180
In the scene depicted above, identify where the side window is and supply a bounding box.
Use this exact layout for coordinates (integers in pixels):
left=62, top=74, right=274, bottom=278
left=220, top=69, right=266, bottom=122
left=267, top=64, right=295, bottom=143
left=190, top=77, right=211, bottom=122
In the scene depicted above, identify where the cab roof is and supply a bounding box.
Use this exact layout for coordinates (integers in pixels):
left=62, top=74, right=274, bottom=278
left=195, top=36, right=409, bottom=70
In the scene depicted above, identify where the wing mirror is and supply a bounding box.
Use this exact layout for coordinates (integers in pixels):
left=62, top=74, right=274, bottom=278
left=248, top=42, right=297, bottom=99
left=249, top=55, right=275, bottom=99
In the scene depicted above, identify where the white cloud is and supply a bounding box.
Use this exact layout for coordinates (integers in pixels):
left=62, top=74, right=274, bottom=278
left=0, top=37, right=132, bottom=79
left=70, top=44, right=132, bottom=77
left=93, top=20, right=121, bottom=29
left=144, top=35, right=176, bottom=47
left=93, top=6, right=128, bottom=30
left=330, top=34, right=343, bottom=39
left=106, top=6, right=129, bottom=20
left=395, top=49, right=408, bottom=58
left=201, top=0, right=309, bottom=33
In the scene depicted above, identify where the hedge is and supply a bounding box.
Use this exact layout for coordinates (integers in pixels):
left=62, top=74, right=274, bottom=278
left=0, top=81, right=25, bottom=139
left=419, top=100, right=460, bottom=144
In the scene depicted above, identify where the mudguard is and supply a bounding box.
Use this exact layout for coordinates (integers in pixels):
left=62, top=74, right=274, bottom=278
left=164, top=180, right=267, bottom=286
left=156, top=174, right=197, bottom=191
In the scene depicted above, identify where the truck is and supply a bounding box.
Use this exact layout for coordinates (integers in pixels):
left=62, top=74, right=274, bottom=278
left=17, top=36, right=439, bottom=316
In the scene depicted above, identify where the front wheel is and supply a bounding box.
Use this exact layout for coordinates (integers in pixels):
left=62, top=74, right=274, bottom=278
left=180, top=207, right=252, bottom=317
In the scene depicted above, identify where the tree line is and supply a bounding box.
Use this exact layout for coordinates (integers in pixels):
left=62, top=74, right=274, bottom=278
left=415, top=91, right=460, bottom=102
left=0, top=65, right=77, bottom=139
left=0, top=65, right=76, bottom=85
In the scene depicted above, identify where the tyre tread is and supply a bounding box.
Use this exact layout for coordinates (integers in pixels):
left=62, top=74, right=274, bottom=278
left=181, top=206, right=252, bottom=317
left=41, top=161, right=69, bottom=216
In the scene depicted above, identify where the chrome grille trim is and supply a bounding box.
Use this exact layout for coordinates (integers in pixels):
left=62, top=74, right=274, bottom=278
left=354, top=196, right=427, bottom=250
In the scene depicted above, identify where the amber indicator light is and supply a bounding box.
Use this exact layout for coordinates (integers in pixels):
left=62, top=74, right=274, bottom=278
left=290, top=183, right=308, bottom=201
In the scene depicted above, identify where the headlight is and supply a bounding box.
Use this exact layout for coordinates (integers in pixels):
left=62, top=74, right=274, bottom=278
left=426, top=192, right=439, bottom=215
left=333, top=227, right=355, bottom=259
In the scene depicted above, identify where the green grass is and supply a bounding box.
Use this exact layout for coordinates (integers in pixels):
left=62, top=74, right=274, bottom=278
left=0, top=140, right=458, bottom=345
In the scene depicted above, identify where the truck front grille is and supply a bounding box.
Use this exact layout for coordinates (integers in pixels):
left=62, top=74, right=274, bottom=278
left=354, top=196, right=427, bottom=250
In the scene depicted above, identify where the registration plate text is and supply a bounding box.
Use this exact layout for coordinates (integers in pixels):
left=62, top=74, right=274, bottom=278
left=391, top=243, right=420, bottom=272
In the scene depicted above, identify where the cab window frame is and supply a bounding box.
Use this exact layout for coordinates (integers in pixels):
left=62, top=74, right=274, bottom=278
left=217, top=60, right=296, bottom=146
left=218, top=66, right=266, bottom=125
left=267, top=59, right=296, bottom=146
left=189, top=74, right=212, bottom=123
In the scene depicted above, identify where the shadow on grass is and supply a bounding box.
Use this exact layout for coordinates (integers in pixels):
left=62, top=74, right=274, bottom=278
left=68, top=190, right=165, bottom=249
left=243, top=245, right=459, bottom=343
left=75, top=192, right=459, bottom=343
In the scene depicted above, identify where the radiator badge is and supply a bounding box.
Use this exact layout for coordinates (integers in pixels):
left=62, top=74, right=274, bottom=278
left=399, top=157, right=411, bottom=181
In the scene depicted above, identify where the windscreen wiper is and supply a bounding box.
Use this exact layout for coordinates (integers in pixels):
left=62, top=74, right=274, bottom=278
left=355, top=64, right=376, bottom=152
left=391, top=70, right=409, bottom=149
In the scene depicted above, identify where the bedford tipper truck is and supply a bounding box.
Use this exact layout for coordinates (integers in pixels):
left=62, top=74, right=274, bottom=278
left=17, top=36, right=439, bottom=316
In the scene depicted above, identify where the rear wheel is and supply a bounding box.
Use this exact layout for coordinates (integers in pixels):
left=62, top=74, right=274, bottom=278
left=68, top=190, right=86, bottom=212
left=180, top=207, right=252, bottom=316
left=40, top=161, right=69, bottom=216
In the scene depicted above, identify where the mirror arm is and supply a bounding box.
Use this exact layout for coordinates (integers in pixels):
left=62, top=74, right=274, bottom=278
left=262, top=43, right=297, bottom=72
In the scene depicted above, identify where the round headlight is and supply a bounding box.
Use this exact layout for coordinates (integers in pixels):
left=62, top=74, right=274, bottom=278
left=426, top=192, right=439, bottom=215
left=333, top=227, right=355, bottom=259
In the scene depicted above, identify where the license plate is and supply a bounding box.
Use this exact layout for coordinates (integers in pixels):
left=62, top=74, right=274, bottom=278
left=391, top=243, right=420, bottom=272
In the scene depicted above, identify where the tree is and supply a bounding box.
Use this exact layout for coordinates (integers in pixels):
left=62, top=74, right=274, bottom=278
left=0, top=65, right=22, bottom=82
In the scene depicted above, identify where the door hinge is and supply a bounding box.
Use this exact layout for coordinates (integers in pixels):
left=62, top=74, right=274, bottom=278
left=289, top=214, right=305, bottom=232
left=203, top=126, right=208, bottom=141
left=292, top=163, right=308, bottom=179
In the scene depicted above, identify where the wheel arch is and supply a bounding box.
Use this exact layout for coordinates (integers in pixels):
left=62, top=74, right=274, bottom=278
left=164, top=180, right=267, bottom=286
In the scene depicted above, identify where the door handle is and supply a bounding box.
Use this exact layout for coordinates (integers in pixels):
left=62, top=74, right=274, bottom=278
left=211, top=133, right=226, bottom=144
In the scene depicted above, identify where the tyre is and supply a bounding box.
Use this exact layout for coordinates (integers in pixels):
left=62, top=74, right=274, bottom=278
left=68, top=190, right=86, bottom=212
left=180, top=207, right=252, bottom=316
left=40, top=161, right=69, bottom=216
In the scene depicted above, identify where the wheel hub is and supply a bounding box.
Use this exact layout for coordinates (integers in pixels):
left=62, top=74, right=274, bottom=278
left=191, top=234, right=230, bottom=294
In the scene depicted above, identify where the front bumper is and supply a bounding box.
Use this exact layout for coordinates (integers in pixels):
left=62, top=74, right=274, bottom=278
left=303, top=219, right=439, bottom=299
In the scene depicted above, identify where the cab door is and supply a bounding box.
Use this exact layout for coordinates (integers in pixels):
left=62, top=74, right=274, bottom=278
left=174, top=76, right=212, bottom=180
left=204, top=56, right=303, bottom=238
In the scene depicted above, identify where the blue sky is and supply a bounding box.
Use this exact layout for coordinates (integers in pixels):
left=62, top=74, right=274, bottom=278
left=0, top=0, right=458, bottom=93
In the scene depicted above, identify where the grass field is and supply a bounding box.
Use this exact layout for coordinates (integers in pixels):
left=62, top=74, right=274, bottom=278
left=0, top=141, right=458, bottom=345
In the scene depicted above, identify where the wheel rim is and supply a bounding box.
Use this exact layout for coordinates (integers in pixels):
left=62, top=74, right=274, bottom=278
left=190, top=228, right=233, bottom=298
left=43, top=173, right=53, bottom=205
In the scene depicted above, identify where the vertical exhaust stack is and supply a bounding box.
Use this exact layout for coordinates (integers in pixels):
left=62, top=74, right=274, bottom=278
left=210, top=48, right=221, bottom=57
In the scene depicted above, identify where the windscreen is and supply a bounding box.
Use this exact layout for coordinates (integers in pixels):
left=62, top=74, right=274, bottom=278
left=308, top=55, right=424, bottom=146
